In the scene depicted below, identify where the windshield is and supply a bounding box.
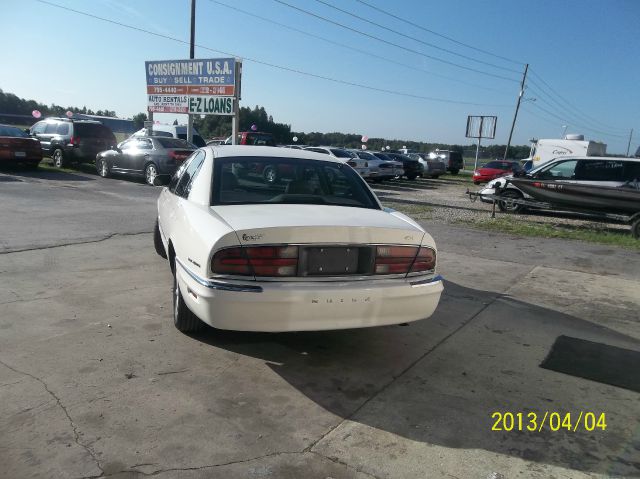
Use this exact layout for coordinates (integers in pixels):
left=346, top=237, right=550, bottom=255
left=329, top=148, right=352, bottom=158
left=212, top=157, right=379, bottom=209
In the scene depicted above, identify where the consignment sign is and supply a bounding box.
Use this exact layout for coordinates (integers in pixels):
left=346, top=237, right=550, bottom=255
left=145, top=58, right=236, bottom=115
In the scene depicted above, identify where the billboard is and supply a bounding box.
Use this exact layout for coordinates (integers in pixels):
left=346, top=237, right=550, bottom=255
left=145, top=58, right=236, bottom=115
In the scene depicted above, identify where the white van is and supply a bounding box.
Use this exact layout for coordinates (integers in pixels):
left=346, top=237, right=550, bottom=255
left=130, top=124, right=206, bottom=147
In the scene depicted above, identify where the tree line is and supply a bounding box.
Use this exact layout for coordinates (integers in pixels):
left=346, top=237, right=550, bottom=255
left=0, top=89, right=529, bottom=158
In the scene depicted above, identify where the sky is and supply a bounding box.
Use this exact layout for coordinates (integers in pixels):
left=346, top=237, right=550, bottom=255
left=3, top=0, right=639, bottom=153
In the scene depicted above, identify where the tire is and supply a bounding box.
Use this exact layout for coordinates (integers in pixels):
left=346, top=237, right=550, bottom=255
left=145, top=163, right=158, bottom=186
left=97, top=158, right=110, bottom=178
left=449, top=169, right=459, bottom=175
left=631, top=218, right=640, bottom=240
left=406, top=173, right=418, bottom=180
left=52, top=148, right=65, bottom=168
left=172, top=258, right=204, bottom=333
left=154, top=220, right=167, bottom=258
left=263, top=165, right=278, bottom=184
left=497, top=189, right=525, bottom=213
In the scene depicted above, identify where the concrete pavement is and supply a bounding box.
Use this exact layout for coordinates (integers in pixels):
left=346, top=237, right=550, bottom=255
left=1, top=169, right=639, bottom=478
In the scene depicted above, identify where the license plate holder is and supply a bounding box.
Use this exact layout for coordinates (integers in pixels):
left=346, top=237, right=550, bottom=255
left=303, top=247, right=359, bottom=276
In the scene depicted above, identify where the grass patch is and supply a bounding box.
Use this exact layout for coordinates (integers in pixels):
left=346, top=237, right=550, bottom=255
left=459, top=216, right=640, bottom=249
left=383, top=201, right=433, bottom=219
left=439, top=172, right=474, bottom=183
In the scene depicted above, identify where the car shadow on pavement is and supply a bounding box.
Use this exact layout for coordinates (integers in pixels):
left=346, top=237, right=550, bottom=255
left=190, top=280, right=640, bottom=477
left=0, top=165, right=96, bottom=182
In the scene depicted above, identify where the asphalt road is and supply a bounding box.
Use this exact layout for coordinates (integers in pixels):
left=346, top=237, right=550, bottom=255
left=1, top=168, right=639, bottom=479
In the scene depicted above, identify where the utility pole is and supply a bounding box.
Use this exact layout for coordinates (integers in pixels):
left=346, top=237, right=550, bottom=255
left=187, top=0, right=196, bottom=144
left=503, top=63, right=528, bottom=160
left=626, top=129, right=634, bottom=156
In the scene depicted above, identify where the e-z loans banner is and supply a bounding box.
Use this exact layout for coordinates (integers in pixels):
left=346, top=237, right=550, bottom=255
left=145, top=58, right=236, bottom=115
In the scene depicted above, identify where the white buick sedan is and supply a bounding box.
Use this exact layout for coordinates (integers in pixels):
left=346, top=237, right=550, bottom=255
left=154, top=146, right=443, bottom=333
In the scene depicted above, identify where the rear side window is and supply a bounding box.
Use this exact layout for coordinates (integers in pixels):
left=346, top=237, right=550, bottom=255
left=174, top=150, right=206, bottom=198
left=176, top=133, right=206, bottom=147
left=330, top=149, right=352, bottom=158
left=56, top=123, right=70, bottom=135
left=575, top=160, right=625, bottom=181
left=624, top=161, right=640, bottom=181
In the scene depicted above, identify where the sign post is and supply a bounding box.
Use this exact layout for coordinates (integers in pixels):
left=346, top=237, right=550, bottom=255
left=466, top=115, right=497, bottom=171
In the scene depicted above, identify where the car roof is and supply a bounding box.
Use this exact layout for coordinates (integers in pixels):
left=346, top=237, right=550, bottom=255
left=549, top=156, right=639, bottom=162
left=207, top=145, right=344, bottom=163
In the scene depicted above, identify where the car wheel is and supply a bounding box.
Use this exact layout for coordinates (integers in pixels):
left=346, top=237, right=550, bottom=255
left=406, top=173, right=418, bottom=180
left=154, top=219, right=167, bottom=259
left=52, top=148, right=65, bottom=168
left=172, top=258, right=204, bottom=333
left=497, top=189, right=524, bottom=213
left=263, top=165, right=278, bottom=184
left=145, top=163, right=158, bottom=186
left=98, top=159, right=110, bottom=178
left=450, top=169, right=459, bottom=175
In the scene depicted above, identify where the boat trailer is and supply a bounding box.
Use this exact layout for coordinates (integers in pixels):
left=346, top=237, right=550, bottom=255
left=466, top=188, right=640, bottom=239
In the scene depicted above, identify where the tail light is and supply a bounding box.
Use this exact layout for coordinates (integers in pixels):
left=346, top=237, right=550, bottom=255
left=212, top=246, right=298, bottom=277
left=347, top=160, right=357, bottom=168
left=374, top=246, right=435, bottom=275
left=169, top=150, right=190, bottom=162
left=70, top=136, right=80, bottom=146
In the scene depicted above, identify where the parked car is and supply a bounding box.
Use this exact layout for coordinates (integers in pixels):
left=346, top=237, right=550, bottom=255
left=30, top=117, right=116, bottom=168
left=377, top=152, right=423, bottom=180
left=428, top=150, right=464, bottom=174
left=480, top=156, right=640, bottom=212
left=96, top=136, right=196, bottom=185
left=224, top=131, right=276, bottom=146
left=304, top=146, right=370, bottom=178
left=472, top=160, right=522, bottom=184
left=0, top=124, right=42, bottom=168
left=407, top=152, right=446, bottom=178
left=131, top=124, right=206, bottom=147
left=153, top=145, right=443, bottom=333
left=348, top=149, right=403, bottom=181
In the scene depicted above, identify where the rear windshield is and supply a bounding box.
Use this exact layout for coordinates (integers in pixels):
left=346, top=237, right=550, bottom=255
left=483, top=161, right=511, bottom=169
left=156, top=138, right=195, bottom=149
left=0, top=125, right=28, bottom=137
left=177, top=133, right=206, bottom=147
left=212, top=157, right=379, bottom=209
left=330, top=148, right=352, bottom=158
left=245, top=133, right=276, bottom=146
left=74, top=123, right=115, bottom=140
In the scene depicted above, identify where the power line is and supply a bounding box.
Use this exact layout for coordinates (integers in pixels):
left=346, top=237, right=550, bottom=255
left=526, top=85, right=627, bottom=137
left=34, top=0, right=511, bottom=108
left=355, top=0, right=524, bottom=66
left=208, top=0, right=509, bottom=94
left=529, top=69, right=627, bottom=133
left=311, top=0, right=521, bottom=74
left=272, top=0, right=520, bottom=83
left=528, top=102, right=628, bottom=139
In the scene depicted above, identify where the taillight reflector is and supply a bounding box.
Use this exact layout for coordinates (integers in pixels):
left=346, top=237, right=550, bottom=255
left=212, top=246, right=298, bottom=277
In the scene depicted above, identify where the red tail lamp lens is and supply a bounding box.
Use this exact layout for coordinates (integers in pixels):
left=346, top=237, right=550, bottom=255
left=374, top=245, right=436, bottom=275
left=212, top=246, right=298, bottom=277
left=410, top=247, right=436, bottom=273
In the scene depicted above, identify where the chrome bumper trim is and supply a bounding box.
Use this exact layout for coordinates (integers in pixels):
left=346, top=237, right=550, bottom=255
left=410, top=274, right=444, bottom=286
left=176, top=257, right=263, bottom=293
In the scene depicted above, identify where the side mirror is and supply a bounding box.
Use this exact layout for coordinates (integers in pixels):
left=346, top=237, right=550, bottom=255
left=25, top=128, right=32, bottom=135
left=153, top=174, right=171, bottom=187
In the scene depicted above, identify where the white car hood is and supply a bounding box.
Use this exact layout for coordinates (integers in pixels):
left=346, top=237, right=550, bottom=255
left=210, top=204, right=427, bottom=246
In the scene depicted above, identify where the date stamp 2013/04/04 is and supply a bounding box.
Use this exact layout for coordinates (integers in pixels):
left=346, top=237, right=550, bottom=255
left=491, top=411, right=607, bottom=432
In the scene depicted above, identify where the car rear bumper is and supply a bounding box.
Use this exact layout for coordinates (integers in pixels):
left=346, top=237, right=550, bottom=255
left=176, top=258, right=444, bottom=332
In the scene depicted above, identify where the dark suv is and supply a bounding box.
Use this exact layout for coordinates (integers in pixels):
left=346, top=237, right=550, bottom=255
left=428, top=150, right=464, bottom=174
left=30, top=117, right=117, bottom=167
